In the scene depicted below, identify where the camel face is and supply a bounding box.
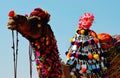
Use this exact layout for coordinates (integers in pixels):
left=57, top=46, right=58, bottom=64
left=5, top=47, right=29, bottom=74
left=7, top=9, right=51, bottom=40
left=7, top=16, right=18, bottom=30
left=7, top=15, right=29, bottom=31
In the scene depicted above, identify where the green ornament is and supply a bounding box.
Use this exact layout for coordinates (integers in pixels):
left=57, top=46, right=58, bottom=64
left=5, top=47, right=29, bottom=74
left=39, top=56, right=44, bottom=60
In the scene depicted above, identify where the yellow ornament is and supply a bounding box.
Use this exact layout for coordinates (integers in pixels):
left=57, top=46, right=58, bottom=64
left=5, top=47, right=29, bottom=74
left=102, top=67, right=107, bottom=72
left=46, top=41, right=49, bottom=45
left=82, top=41, right=85, bottom=46
left=36, top=65, right=40, bottom=68
left=72, top=75, right=76, bottom=78
left=13, top=12, right=17, bottom=17
left=37, top=45, right=40, bottom=49
left=38, top=24, right=41, bottom=28
left=93, top=54, right=99, bottom=60
left=48, top=67, right=51, bottom=71
left=46, top=37, right=49, bottom=40
left=80, top=29, right=85, bottom=35
left=69, top=38, right=73, bottom=42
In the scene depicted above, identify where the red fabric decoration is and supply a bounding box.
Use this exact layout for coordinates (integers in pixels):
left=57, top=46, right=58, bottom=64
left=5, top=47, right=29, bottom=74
left=97, top=33, right=113, bottom=49
left=30, top=11, right=39, bottom=16
left=8, top=10, right=15, bottom=17
left=30, top=8, right=50, bottom=24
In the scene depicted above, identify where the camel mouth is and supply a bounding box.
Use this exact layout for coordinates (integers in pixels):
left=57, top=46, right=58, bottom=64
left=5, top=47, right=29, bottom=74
left=7, top=24, right=17, bottom=30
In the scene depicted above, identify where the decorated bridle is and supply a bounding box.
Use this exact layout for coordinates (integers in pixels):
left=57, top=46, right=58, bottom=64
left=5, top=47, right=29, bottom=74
left=9, top=10, right=19, bottom=78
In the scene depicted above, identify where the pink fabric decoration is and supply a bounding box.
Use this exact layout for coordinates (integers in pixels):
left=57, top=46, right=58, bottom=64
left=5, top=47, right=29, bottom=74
left=79, top=13, right=94, bottom=29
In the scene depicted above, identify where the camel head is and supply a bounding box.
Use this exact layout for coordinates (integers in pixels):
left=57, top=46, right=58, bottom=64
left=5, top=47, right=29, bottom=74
left=7, top=8, right=50, bottom=40
left=98, top=33, right=120, bottom=52
left=97, top=33, right=113, bottom=50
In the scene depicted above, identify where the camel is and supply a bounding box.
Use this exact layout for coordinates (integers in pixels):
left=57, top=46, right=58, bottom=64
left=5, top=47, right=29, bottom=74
left=97, top=33, right=120, bottom=77
left=7, top=8, right=120, bottom=78
left=7, top=8, right=71, bottom=78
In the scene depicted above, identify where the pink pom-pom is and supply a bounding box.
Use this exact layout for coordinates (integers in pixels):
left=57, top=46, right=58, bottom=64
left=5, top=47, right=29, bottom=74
left=78, top=13, right=94, bottom=29
left=24, top=14, right=28, bottom=17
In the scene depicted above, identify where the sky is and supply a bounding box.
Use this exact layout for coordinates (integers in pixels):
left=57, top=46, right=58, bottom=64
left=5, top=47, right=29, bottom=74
left=0, top=0, right=120, bottom=78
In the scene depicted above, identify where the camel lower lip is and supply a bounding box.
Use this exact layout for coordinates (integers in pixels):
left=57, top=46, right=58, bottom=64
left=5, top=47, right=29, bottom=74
left=7, top=25, right=11, bottom=29
left=7, top=25, right=12, bottom=29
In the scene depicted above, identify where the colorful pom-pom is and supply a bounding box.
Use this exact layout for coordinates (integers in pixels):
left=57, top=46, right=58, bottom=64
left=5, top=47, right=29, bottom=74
left=74, top=41, right=79, bottom=46
left=72, top=45, right=77, bottom=50
left=88, top=53, right=93, bottom=59
left=79, top=13, right=94, bottom=29
left=72, top=75, right=76, bottom=78
left=80, top=29, right=85, bottom=35
left=81, top=68, right=87, bottom=73
left=70, top=38, right=73, bottom=42
left=24, top=14, right=28, bottom=17
left=8, top=10, right=16, bottom=17
left=67, top=51, right=72, bottom=58
left=70, top=71, right=74, bottom=75
left=75, top=52, right=79, bottom=58
left=93, top=54, right=99, bottom=60
left=88, top=40, right=91, bottom=45
left=24, top=14, right=29, bottom=20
